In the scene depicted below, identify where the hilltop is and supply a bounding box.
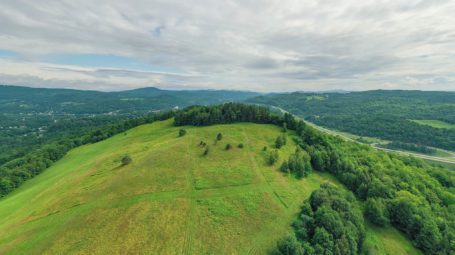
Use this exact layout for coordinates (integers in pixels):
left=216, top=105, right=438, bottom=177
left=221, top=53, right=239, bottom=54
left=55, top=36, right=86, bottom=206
left=0, top=119, right=421, bottom=254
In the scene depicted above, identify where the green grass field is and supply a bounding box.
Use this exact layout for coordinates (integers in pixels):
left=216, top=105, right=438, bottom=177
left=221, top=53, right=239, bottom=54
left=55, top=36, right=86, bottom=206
left=411, top=119, right=455, bottom=129
left=0, top=119, right=419, bottom=254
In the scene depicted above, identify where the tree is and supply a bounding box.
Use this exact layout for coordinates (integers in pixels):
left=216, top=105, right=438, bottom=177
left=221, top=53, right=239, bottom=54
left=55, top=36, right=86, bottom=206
left=225, top=144, right=232, bottom=150
left=121, top=155, right=132, bottom=166
left=274, top=234, right=304, bottom=255
left=280, top=161, right=289, bottom=173
left=178, top=129, right=187, bottom=137
left=216, top=133, right=223, bottom=141
left=268, top=150, right=279, bottom=165
left=275, top=135, right=284, bottom=149
left=238, top=143, right=244, bottom=148
left=364, top=198, right=389, bottom=226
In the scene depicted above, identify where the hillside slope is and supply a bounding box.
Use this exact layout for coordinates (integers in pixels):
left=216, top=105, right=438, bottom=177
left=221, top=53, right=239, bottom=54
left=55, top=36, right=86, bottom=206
left=0, top=119, right=325, bottom=254
left=0, top=119, right=419, bottom=254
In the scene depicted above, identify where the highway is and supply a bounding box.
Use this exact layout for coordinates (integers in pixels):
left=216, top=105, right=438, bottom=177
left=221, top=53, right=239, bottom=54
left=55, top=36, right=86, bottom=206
left=272, top=106, right=455, bottom=165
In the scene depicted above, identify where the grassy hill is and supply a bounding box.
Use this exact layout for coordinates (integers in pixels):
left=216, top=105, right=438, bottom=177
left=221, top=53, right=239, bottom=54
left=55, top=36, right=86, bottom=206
left=0, top=119, right=420, bottom=254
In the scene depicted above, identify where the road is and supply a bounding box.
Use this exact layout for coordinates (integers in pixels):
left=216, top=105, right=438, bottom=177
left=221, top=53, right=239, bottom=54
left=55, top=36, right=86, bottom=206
left=272, top=106, right=455, bottom=165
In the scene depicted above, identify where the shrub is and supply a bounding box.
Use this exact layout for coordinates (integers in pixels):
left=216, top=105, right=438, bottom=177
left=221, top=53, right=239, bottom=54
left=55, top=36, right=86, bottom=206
left=216, top=133, right=223, bottom=141
left=121, top=155, right=132, bottom=166
left=178, top=129, right=187, bottom=137
left=275, top=134, right=287, bottom=149
left=203, top=146, right=210, bottom=156
left=238, top=143, right=244, bottom=148
left=267, top=150, right=279, bottom=165
left=225, top=144, right=232, bottom=150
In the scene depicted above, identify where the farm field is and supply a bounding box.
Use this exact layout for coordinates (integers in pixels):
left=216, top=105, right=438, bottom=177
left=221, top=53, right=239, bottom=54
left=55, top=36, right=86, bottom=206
left=0, top=119, right=418, bottom=254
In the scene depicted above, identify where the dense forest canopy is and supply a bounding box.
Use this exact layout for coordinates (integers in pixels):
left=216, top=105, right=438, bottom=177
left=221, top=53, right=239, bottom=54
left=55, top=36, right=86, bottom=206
left=248, top=90, right=455, bottom=151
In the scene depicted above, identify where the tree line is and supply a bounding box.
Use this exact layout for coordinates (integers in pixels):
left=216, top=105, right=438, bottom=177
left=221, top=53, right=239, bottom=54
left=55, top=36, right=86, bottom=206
left=174, top=103, right=284, bottom=126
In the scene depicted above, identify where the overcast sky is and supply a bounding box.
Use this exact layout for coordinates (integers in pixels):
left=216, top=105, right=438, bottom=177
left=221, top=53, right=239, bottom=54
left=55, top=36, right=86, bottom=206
left=1, top=0, right=454, bottom=92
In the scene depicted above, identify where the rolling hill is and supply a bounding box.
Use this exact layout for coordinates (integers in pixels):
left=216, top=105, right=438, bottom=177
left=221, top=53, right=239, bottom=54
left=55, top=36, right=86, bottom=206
left=248, top=90, right=455, bottom=151
left=0, top=119, right=420, bottom=254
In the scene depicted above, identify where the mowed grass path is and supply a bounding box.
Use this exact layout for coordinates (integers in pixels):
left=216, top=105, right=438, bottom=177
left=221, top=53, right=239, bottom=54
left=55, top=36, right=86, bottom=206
left=0, top=120, right=419, bottom=254
left=411, top=119, right=455, bottom=129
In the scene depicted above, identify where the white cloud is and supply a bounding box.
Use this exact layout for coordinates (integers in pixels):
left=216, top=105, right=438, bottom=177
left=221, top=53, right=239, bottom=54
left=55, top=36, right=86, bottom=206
left=0, top=0, right=454, bottom=91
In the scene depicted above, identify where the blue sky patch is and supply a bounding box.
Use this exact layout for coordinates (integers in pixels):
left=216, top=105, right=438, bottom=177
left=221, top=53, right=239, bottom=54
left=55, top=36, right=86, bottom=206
left=0, top=49, right=19, bottom=59
left=45, top=53, right=153, bottom=71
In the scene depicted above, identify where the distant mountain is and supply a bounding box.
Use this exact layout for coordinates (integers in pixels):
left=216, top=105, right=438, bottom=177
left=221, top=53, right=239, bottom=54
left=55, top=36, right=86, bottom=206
left=0, top=85, right=260, bottom=114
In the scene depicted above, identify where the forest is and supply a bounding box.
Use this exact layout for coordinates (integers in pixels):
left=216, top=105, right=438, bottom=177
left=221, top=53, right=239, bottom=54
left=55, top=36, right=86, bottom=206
left=248, top=90, right=455, bottom=151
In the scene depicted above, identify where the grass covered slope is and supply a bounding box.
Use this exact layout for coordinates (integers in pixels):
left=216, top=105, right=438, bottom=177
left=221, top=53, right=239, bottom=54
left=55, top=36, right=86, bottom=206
left=0, top=119, right=335, bottom=254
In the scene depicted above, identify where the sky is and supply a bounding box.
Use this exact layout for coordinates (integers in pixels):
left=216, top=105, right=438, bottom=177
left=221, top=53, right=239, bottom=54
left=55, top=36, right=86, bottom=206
left=0, top=0, right=454, bottom=92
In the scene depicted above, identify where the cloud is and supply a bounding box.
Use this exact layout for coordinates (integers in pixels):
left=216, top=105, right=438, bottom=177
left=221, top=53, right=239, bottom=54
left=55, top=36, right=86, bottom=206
left=0, top=0, right=454, bottom=92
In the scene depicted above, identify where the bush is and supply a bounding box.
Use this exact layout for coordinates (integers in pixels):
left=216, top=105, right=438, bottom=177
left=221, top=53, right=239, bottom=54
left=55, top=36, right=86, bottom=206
left=178, top=129, right=187, bottom=137
left=238, top=143, right=244, bottom=148
left=216, top=133, right=223, bottom=141
left=121, top=155, right=132, bottom=166
left=203, top=146, right=210, bottom=156
left=263, top=146, right=268, bottom=151
left=267, top=150, right=279, bottom=165
left=225, top=144, right=232, bottom=150
left=275, top=134, right=287, bottom=149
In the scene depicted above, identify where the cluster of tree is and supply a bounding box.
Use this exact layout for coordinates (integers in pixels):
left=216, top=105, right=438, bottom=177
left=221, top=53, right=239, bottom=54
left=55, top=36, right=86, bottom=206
left=0, top=111, right=174, bottom=197
left=294, top=127, right=454, bottom=254
left=382, top=141, right=437, bottom=155
left=174, top=103, right=285, bottom=126
left=248, top=90, right=455, bottom=150
left=280, top=149, right=312, bottom=178
left=274, top=184, right=365, bottom=255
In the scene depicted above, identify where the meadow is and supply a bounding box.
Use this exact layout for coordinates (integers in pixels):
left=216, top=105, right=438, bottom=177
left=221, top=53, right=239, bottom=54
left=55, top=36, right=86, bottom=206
left=411, top=119, right=455, bottom=129
left=0, top=119, right=419, bottom=254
